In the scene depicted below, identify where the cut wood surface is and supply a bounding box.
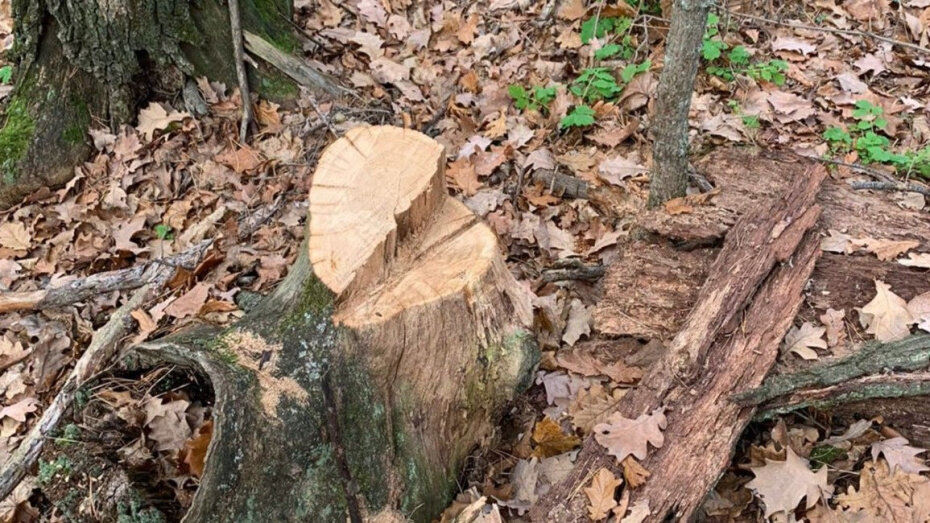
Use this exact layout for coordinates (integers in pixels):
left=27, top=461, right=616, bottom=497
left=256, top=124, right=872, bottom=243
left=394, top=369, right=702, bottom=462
left=121, top=126, right=537, bottom=522
left=531, top=159, right=827, bottom=521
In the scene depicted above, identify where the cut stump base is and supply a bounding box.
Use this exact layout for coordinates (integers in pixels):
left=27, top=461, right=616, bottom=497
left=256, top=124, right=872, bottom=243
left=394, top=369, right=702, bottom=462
left=127, top=127, right=537, bottom=522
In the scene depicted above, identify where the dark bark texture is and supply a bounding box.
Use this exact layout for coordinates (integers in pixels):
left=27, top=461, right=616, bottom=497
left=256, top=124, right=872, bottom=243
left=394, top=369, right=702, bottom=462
left=0, top=0, right=300, bottom=209
left=647, top=0, right=712, bottom=207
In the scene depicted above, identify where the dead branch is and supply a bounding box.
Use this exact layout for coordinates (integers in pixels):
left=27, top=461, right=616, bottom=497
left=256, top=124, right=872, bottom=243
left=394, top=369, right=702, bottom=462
left=243, top=31, right=350, bottom=98
left=0, top=286, right=153, bottom=500
left=0, top=240, right=211, bottom=314
left=228, top=0, right=253, bottom=142
left=541, top=260, right=606, bottom=282
left=851, top=180, right=930, bottom=198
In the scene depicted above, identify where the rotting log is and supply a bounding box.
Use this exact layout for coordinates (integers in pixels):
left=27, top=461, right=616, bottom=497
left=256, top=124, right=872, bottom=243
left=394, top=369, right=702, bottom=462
left=531, top=163, right=826, bottom=522
left=120, top=127, right=538, bottom=521
left=598, top=147, right=930, bottom=341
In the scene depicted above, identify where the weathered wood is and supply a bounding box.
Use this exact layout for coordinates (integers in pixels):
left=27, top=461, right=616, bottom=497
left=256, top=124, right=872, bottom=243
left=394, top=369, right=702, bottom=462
left=531, top=163, right=826, bottom=521
left=640, top=148, right=930, bottom=244
left=598, top=148, right=930, bottom=341
left=120, top=127, right=538, bottom=522
left=597, top=249, right=930, bottom=342
left=244, top=31, right=348, bottom=98
left=735, top=334, right=930, bottom=410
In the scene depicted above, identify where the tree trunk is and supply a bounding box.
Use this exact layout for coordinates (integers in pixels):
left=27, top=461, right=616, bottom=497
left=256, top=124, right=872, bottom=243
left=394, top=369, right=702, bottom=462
left=0, top=0, right=309, bottom=209
left=124, top=127, right=539, bottom=521
left=647, top=0, right=712, bottom=208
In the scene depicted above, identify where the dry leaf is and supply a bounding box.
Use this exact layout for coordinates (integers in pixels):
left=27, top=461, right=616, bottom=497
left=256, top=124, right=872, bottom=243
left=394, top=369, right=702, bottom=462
left=447, top=158, right=481, bottom=196
left=594, top=408, right=667, bottom=464
left=532, top=417, right=581, bottom=457
left=621, top=456, right=650, bottom=488
left=899, top=252, right=930, bottom=269
left=181, top=419, right=214, bottom=478
left=852, top=238, right=920, bottom=261
left=747, top=447, right=833, bottom=518
left=819, top=308, right=847, bottom=348
left=585, top=468, right=622, bottom=521
left=782, top=322, right=827, bottom=360
left=569, top=384, right=626, bottom=434
left=0, top=396, right=38, bottom=422
left=619, top=501, right=651, bottom=523
left=0, top=222, right=30, bottom=251
left=858, top=280, right=915, bottom=342
left=136, top=102, right=190, bottom=141
left=871, top=437, right=929, bottom=474
left=835, top=460, right=930, bottom=521
left=165, top=282, right=211, bottom=319
left=563, top=299, right=592, bottom=346
left=664, top=197, right=692, bottom=215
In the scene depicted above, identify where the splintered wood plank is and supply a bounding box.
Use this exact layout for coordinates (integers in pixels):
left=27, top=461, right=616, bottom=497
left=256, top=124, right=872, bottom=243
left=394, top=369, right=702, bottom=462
left=532, top=160, right=826, bottom=522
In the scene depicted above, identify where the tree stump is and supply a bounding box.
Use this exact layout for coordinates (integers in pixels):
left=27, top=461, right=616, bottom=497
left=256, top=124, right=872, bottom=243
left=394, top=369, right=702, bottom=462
left=128, top=126, right=538, bottom=521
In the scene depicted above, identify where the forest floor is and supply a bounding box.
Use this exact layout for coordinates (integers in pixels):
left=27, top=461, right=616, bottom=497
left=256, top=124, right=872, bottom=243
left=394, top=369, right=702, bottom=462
left=1, top=0, right=930, bottom=521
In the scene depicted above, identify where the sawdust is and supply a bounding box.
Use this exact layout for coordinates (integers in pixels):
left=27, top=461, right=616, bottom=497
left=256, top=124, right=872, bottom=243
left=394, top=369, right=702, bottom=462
left=222, top=329, right=308, bottom=416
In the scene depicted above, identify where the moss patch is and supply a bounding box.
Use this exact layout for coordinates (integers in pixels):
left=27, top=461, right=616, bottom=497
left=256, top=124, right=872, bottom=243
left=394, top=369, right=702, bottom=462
left=0, top=97, right=35, bottom=183
left=62, top=96, right=90, bottom=145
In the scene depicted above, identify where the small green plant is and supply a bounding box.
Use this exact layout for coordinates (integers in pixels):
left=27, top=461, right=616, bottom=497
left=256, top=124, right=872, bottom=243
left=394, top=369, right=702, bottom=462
left=747, top=60, right=788, bottom=86
left=580, top=16, right=632, bottom=44
left=702, top=13, right=729, bottom=60
left=153, top=223, right=173, bottom=240
left=38, top=456, right=72, bottom=484
left=822, top=99, right=930, bottom=177
left=508, top=84, right=557, bottom=112
left=559, top=105, right=596, bottom=129
left=0, top=66, right=11, bottom=85
left=619, top=60, right=651, bottom=83
left=741, top=115, right=761, bottom=129
left=570, top=67, right=622, bottom=102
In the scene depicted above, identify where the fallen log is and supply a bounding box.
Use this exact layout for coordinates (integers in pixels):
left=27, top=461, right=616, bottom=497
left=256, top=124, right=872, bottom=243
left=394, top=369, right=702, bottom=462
left=530, top=163, right=827, bottom=521
left=121, top=126, right=537, bottom=521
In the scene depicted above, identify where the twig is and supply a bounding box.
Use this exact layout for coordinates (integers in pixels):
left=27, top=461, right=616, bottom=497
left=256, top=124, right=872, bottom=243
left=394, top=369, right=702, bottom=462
left=815, top=157, right=898, bottom=183
left=533, top=169, right=589, bottom=199
left=851, top=180, right=930, bottom=197
left=0, top=286, right=153, bottom=501
left=243, top=31, right=350, bottom=98
left=229, top=0, right=253, bottom=142
left=0, top=240, right=212, bottom=314
left=720, top=7, right=930, bottom=56
left=542, top=260, right=606, bottom=282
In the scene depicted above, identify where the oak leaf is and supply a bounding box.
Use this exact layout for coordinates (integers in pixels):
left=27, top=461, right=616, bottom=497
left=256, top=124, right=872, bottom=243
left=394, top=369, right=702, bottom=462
left=0, top=396, right=38, bottom=422
left=835, top=460, right=930, bottom=521
left=165, top=282, right=211, bottom=319
left=594, top=408, right=667, bottom=464
left=858, top=280, right=915, bottom=342
left=871, top=437, right=929, bottom=474
left=747, top=447, right=833, bottom=518
left=180, top=419, right=214, bottom=478
left=569, top=384, right=626, bottom=434
left=136, top=102, right=190, bottom=141
left=783, top=322, right=828, bottom=360
left=585, top=468, right=622, bottom=521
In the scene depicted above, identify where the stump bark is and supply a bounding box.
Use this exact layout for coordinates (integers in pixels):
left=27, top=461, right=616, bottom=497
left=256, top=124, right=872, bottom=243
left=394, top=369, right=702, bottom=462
left=127, top=126, right=538, bottom=521
left=1, top=0, right=332, bottom=209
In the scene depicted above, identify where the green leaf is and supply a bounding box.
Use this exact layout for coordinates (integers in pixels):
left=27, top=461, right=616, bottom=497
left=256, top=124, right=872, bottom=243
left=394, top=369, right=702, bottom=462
left=594, top=43, right=622, bottom=60
left=620, top=60, right=651, bottom=83
left=742, top=115, right=761, bottom=129
left=702, top=39, right=728, bottom=61
left=508, top=84, right=529, bottom=110
left=534, top=85, right=557, bottom=105
left=580, top=17, right=617, bottom=44
left=154, top=224, right=173, bottom=240
left=560, top=105, right=596, bottom=128
left=728, top=45, right=751, bottom=65
left=0, top=66, right=11, bottom=85
left=823, top=126, right=852, bottom=145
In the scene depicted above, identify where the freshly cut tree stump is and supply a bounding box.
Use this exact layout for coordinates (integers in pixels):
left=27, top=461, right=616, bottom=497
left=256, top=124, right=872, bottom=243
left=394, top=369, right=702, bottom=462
left=127, top=126, right=537, bottom=522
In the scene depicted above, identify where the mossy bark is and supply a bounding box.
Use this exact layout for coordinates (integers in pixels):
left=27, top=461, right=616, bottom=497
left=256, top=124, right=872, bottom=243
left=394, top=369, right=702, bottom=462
left=124, top=248, right=538, bottom=522
left=0, top=0, right=300, bottom=209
